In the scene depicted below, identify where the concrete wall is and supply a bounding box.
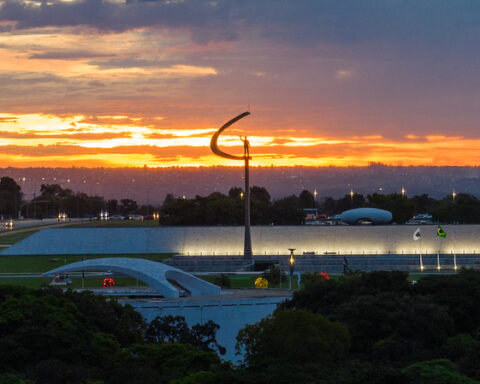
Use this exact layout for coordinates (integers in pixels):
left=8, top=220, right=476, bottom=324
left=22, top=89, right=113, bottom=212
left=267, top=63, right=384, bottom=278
left=3, top=225, right=480, bottom=256
left=123, top=295, right=288, bottom=363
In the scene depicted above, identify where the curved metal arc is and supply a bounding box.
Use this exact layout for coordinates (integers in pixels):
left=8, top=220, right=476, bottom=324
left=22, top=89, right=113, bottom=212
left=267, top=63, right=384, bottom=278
left=210, top=111, right=251, bottom=160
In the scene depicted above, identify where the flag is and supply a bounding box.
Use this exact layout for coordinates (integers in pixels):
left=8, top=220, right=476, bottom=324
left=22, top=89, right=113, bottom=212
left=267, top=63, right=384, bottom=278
left=437, top=225, right=447, bottom=238
left=413, top=228, right=421, bottom=241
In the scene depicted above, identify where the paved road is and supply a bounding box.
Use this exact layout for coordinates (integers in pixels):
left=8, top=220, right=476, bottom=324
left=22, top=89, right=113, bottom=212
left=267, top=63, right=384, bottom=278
left=0, top=218, right=88, bottom=238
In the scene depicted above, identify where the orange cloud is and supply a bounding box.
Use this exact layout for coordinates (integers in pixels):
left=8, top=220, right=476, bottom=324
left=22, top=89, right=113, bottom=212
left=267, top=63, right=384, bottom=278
left=0, top=111, right=480, bottom=168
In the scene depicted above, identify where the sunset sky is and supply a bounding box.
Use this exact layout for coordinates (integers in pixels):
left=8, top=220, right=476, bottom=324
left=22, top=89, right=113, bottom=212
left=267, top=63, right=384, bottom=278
left=1, top=0, right=480, bottom=167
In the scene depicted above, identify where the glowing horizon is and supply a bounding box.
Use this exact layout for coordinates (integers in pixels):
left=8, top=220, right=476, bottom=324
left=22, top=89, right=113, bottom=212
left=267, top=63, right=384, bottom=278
left=0, top=112, right=480, bottom=168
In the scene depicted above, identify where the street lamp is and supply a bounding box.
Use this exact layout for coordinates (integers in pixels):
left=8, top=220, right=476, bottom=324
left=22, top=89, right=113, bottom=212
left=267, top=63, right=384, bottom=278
left=288, top=248, right=295, bottom=289
left=240, top=191, right=244, bottom=200
left=313, top=189, right=317, bottom=201
left=401, top=186, right=406, bottom=197
left=452, top=190, right=456, bottom=200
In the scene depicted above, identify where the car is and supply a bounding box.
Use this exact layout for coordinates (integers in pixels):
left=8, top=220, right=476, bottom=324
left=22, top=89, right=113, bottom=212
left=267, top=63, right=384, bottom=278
left=109, top=215, right=124, bottom=220
left=127, top=214, right=144, bottom=220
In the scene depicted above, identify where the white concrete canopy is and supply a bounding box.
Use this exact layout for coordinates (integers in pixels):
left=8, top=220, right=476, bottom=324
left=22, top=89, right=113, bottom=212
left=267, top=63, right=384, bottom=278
left=43, top=257, right=221, bottom=298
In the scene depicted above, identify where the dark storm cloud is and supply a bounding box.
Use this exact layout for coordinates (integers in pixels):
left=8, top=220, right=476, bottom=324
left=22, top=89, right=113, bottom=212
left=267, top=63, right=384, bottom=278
left=2, top=0, right=480, bottom=46
left=29, top=50, right=114, bottom=59
left=88, top=57, right=162, bottom=68
left=0, top=72, right=67, bottom=85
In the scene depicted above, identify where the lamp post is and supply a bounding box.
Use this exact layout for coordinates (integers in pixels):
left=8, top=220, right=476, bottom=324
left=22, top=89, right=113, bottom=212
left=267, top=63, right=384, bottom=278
left=288, top=248, right=295, bottom=290
left=401, top=186, right=406, bottom=197
left=452, top=190, right=457, bottom=224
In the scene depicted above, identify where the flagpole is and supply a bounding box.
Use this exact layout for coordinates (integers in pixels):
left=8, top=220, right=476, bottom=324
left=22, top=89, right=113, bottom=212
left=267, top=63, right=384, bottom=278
left=436, top=224, right=444, bottom=271
left=453, top=230, right=457, bottom=272
left=419, top=236, right=423, bottom=271
left=414, top=228, right=423, bottom=271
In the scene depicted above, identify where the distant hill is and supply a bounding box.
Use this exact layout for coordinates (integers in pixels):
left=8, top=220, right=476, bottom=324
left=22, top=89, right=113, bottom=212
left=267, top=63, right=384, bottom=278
left=2, top=164, right=480, bottom=204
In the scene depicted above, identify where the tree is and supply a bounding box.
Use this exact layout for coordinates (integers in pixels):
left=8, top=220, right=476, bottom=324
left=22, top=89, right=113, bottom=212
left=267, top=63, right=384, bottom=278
left=250, top=186, right=270, bottom=203
left=236, top=309, right=350, bottom=370
left=262, top=264, right=286, bottom=286
left=106, top=199, right=118, bottom=215
left=228, top=187, right=243, bottom=199
left=412, top=194, right=436, bottom=214
left=0, top=286, right=229, bottom=384
left=367, top=193, right=415, bottom=224
left=0, top=177, right=22, bottom=218
left=319, top=196, right=336, bottom=216
left=335, top=193, right=366, bottom=213
left=145, top=315, right=225, bottom=355
left=299, top=190, right=314, bottom=209
left=270, top=195, right=304, bottom=225
left=119, top=199, right=138, bottom=215
left=402, top=359, right=479, bottom=384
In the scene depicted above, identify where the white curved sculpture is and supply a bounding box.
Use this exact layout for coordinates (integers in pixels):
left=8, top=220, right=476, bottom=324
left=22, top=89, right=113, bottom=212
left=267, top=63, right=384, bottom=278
left=339, top=208, right=393, bottom=225
left=43, top=257, right=221, bottom=298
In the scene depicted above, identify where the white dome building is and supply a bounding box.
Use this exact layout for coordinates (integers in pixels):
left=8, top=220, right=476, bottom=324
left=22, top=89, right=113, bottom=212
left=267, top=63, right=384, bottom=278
left=339, top=208, right=393, bottom=225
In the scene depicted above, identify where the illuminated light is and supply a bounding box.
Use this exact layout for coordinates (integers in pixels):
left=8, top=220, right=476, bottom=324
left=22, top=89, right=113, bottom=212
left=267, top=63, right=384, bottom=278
left=102, top=278, right=115, bottom=288
left=452, top=190, right=456, bottom=200
left=254, top=277, right=268, bottom=289
left=401, top=186, right=406, bottom=197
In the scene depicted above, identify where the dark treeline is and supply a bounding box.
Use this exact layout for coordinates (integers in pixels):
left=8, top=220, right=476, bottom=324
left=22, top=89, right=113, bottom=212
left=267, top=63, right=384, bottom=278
left=2, top=176, right=480, bottom=224
left=0, top=179, right=155, bottom=219
left=3, top=270, right=480, bottom=383
left=161, top=188, right=480, bottom=225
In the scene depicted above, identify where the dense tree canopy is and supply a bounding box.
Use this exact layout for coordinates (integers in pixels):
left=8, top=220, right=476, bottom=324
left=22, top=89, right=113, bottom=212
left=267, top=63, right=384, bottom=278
left=0, top=177, right=22, bottom=218
left=3, top=270, right=480, bottom=383
left=0, top=286, right=230, bottom=384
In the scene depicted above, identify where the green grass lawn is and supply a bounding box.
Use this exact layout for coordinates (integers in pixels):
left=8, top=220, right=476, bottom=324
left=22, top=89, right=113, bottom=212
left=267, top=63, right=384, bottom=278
left=201, top=275, right=299, bottom=289
left=0, top=253, right=173, bottom=274
left=0, top=276, right=149, bottom=290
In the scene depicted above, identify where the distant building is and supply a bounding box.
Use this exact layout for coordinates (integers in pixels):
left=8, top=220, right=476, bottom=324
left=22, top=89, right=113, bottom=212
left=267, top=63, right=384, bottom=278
left=339, top=208, right=393, bottom=225
left=406, top=213, right=433, bottom=225
left=303, top=208, right=318, bottom=220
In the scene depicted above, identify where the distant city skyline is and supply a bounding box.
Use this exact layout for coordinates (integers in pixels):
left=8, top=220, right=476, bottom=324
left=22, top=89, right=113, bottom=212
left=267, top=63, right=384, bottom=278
left=3, top=165, right=480, bottom=205
left=1, top=2, right=480, bottom=167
